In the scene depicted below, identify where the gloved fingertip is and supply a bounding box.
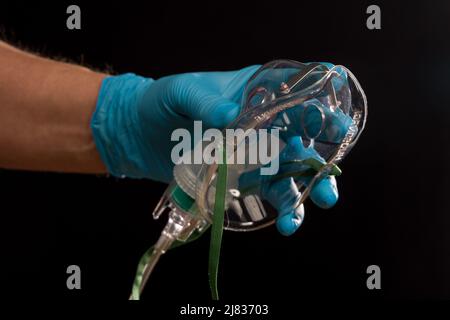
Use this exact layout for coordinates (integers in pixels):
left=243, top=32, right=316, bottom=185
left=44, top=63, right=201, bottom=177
left=310, top=176, right=339, bottom=209
left=276, top=207, right=304, bottom=236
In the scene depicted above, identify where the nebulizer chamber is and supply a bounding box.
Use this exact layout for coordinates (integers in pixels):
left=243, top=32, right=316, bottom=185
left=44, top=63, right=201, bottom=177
left=133, top=60, right=367, bottom=298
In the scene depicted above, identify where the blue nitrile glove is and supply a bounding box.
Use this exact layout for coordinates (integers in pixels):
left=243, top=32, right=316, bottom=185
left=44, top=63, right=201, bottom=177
left=91, top=66, right=260, bottom=182
left=262, top=136, right=339, bottom=236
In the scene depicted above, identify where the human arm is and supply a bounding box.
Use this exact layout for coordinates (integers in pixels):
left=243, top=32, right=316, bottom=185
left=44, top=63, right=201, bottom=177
left=0, top=41, right=107, bottom=173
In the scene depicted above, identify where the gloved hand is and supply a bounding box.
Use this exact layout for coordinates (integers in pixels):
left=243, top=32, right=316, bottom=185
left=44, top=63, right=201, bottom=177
left=92, top=66, right=259, bottom=182
left=91, top=64, right=344, bottom=236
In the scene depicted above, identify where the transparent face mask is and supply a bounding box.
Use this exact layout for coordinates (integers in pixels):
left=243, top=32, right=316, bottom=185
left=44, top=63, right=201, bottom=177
left=131, top=60, right=367, bottom=299
left=175, top=60, right=367, bottom=231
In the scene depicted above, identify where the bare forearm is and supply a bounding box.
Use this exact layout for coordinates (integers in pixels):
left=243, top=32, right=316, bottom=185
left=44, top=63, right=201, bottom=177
left=0, top=41, right=107, bottom=173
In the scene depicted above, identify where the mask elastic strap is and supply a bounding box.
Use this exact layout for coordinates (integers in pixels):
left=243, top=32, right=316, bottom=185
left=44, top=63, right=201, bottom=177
left=208, top=145, right=228, bottom=300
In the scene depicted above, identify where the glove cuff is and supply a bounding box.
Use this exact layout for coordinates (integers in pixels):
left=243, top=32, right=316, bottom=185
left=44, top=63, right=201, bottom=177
left=91, top=73, right=154, bottom=178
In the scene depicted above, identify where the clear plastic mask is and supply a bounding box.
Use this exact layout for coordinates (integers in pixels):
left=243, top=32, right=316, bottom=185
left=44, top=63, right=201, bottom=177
left=172, top=60, right=367, bottom=231
left=133, top=60, right=368, bottom=299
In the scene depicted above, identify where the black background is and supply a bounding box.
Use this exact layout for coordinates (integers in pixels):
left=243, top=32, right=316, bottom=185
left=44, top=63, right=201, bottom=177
left=0, top=0, right=449, bottom=309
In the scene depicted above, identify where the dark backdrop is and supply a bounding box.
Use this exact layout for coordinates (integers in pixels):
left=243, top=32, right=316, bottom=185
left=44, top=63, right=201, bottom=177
left=0, top=0, right=449, bottom=308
